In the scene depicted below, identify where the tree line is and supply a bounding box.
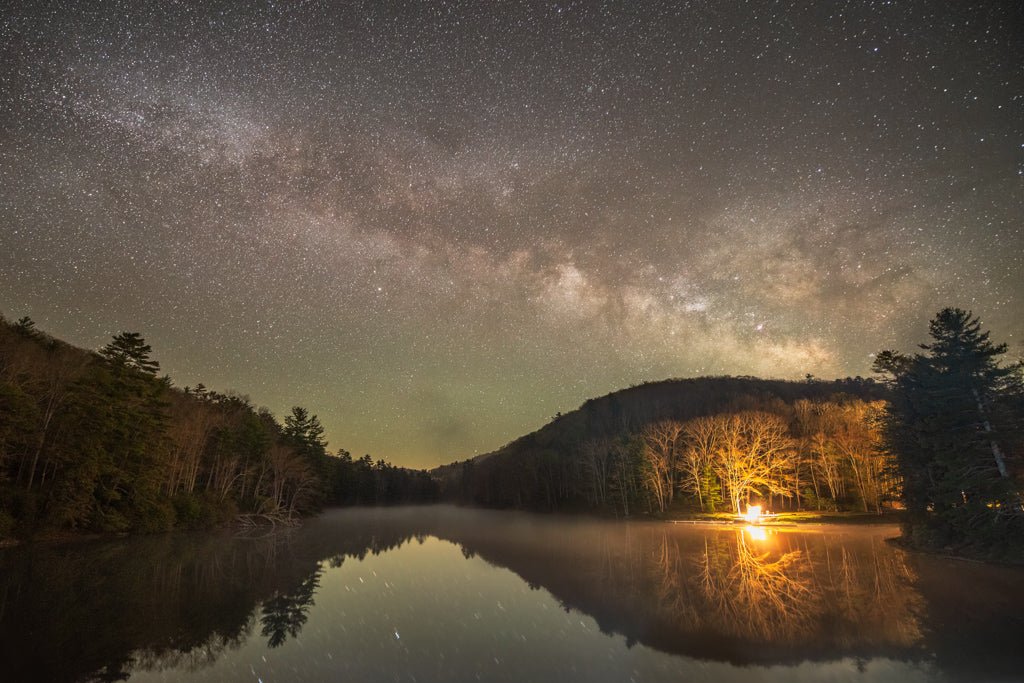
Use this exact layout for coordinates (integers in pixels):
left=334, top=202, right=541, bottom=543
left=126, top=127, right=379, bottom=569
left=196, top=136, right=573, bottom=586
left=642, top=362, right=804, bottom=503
left=634, top=397, right=893, bottom=516
left=437, top=376, right=896, bottom=515
left=4, top=306, right=1019, bottom=557
left=438, top=308, right=1023, bottom=558
left=0, top=315, right=437, bottom=538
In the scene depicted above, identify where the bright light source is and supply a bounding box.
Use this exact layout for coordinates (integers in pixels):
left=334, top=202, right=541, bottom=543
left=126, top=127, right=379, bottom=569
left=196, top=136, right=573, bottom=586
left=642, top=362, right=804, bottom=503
left=745, top=525, right=768, bottom=541
left=743, top=504, right=762, bottom=524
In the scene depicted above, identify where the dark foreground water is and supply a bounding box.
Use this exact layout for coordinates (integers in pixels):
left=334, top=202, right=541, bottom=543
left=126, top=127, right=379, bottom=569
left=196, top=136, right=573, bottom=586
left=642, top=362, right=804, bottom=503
left=2, top=507, right=1023, bottom=683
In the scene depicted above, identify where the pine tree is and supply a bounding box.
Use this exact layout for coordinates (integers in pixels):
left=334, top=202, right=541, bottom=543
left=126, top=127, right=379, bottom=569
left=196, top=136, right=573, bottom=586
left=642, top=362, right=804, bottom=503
left=281, top=406, right=329, bottom=508
left=13, top=316, right=39, bottom=338
left=282, top=407, right=327, bottom=458
left=875, top=308, right=1023, bottom=551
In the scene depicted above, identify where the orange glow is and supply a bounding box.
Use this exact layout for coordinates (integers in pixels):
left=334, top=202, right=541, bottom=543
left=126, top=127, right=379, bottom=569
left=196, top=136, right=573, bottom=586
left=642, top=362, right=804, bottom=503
left=743, top=504, right=762, bottom=524
left=744, top=525, right=768, bottom=541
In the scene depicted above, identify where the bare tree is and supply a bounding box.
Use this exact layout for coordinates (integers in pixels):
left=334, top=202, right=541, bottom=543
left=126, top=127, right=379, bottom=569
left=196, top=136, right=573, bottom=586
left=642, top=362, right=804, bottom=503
left=680, top=416, right=719, bottom=511
left=265, top=443, right=317, bottom=517
left=640, top=420, right=684, bottom=512
left=15, top=341, right=87, bottom=491
left=581, top=438, right=611, bottom=507
left=164, top=393, right=222, bottom=495
left=831, top=400, right=889, bottom=513
left=711, top=412, right=796, bottom=514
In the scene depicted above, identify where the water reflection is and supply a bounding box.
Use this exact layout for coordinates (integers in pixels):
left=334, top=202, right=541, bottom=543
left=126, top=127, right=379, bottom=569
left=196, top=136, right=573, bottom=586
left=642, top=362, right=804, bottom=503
left=260, top=570, right=320, bottom=648
left=648, top=526, right=925, bottom=657
left=1, top=507, right=1022, bottom=682
left=430, top=513, right=932, bottom=666
left=696, top=529, right=818, bottom=641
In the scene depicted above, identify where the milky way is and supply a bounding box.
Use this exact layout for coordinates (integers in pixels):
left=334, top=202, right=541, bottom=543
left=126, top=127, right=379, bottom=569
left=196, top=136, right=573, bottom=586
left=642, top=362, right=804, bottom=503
left=1, top=1, right=1021, bottom=467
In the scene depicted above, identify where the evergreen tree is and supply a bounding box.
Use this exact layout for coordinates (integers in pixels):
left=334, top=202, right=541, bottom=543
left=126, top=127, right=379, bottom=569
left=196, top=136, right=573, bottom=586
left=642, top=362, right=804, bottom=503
left=13, top=316, right=39, bottom=338
left=100, top=332, right=160, bottom=376
left=260, top=571, right=321, bottom=648
left=0, top=318, right=435, bottom=539
left=55, top=333, right=164, bottom=531
left=283, top=407, right=327, bottom=458
left=874, top=308, right=1023, bottom=551
left=281, top=407, right=329, bottom=508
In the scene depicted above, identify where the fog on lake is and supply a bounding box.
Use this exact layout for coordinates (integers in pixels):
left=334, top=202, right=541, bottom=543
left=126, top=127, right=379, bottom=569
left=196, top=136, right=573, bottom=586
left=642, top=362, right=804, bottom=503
left=2, top=506, right=1023, bottom=682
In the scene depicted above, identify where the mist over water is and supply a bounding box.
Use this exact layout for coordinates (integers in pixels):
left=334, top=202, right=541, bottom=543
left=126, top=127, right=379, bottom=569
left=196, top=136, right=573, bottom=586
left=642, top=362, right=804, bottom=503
left=2, top=507, right=1023, bottom=682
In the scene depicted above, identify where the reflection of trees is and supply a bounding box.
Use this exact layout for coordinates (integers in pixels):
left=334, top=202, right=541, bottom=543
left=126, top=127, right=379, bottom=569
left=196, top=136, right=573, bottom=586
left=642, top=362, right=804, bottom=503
left=11, top=508, right=1018, bottom=681
left=431, top=509, right=932, bottom=664
left=129, top=624, right=252, bottom=676
left=0, top=531, right=299, bottom=682
left=641, top=527, right=926, bottom=654
left=261, top=570, right=321, bottom=648
left=696, top=531, right=816, bottom=640
left=651, top=531, right=695, bottom=621
left=813, top=536, right=924, bottom=647
left=0, top=512, right=422, bottom=682
left=648, top=530, right=818, bottom=642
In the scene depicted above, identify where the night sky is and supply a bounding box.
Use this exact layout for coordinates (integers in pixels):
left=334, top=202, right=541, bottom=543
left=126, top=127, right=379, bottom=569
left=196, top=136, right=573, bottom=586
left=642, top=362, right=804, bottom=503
left=2, top=1, right=1021, bottom=468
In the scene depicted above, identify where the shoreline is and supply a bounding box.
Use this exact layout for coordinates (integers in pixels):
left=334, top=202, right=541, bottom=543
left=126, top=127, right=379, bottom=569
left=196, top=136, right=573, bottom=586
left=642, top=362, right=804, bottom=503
left=664, top=510, right=906, bottom=526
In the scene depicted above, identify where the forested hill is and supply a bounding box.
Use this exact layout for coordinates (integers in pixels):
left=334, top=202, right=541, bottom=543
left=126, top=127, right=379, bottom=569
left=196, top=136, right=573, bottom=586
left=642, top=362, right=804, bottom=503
left=0, top=316, right=437, bottom=539
left=435, top=375, right=891, bottom=514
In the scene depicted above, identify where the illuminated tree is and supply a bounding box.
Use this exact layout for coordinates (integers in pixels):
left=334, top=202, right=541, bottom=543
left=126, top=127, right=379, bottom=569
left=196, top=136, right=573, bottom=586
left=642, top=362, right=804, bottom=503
left=710, top=411, right=796, bottom=514
left=680, top=416, right=720, bottom=512
left=831, top=400, right=891, bottom=513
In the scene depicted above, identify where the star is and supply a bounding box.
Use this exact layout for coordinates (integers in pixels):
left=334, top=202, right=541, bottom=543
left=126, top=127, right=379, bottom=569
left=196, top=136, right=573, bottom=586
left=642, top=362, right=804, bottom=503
left=0, top=0, right=1020, bottom=467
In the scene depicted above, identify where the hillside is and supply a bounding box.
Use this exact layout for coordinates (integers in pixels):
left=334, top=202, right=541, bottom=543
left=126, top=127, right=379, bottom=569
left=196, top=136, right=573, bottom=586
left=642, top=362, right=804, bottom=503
left=0, top=316, right=437, bottom=539
left=435, top=375, right=890, bottom=514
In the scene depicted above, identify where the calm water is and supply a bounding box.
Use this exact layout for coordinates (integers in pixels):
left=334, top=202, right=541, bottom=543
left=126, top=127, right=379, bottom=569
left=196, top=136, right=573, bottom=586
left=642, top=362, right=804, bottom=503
left=2, top=507, right=1023, bottom=682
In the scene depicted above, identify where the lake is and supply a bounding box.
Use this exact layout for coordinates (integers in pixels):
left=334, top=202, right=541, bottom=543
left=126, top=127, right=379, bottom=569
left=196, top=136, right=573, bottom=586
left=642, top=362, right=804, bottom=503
left=2, top=506, right=1023, bottom=682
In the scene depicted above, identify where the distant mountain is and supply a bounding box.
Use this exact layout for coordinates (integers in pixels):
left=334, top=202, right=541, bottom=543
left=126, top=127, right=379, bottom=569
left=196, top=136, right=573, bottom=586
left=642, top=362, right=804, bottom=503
left=435, top=375, right=888, bottom=512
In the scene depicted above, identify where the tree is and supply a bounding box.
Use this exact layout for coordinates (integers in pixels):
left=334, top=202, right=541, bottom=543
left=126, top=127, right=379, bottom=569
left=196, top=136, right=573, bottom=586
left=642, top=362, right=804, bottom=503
left=639, top=420, right=684, bottom=513
left=806, top=404, right=846, bottom=507
left=680, top=416, right=719, bottom=512
left=21, top=348, right=86, bottom=492
left=581, top=438, right=612, bottom=507
left=13, top=316, right=39, bottom=338
left=260, top=571, right=321, bottom=648
left=831, top=401, right=889, bottom=513
left=711, top=412, right=796, bottom=514
left=874, top=308, right=1023, bottom=549
left=0, top=317, right=434, bottom=538
left=100, top=332, right=160, bottom=376
left=609, top=437, right=643, bottom=517
left=283, top=407, right=327, bottom=459
left=265, top=442, right=317, bottom=516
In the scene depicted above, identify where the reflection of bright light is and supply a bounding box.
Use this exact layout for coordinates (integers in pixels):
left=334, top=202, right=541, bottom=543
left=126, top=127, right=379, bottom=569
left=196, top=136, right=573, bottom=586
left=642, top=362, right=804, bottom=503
left=743, top=505, right=762, bottom=524
left=745, top=525, right=768, bottom=541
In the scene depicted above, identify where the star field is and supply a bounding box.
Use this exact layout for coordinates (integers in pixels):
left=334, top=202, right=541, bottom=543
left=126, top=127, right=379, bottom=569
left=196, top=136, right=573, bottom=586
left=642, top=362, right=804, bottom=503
left=1, top=0, right=1021, bottom=467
